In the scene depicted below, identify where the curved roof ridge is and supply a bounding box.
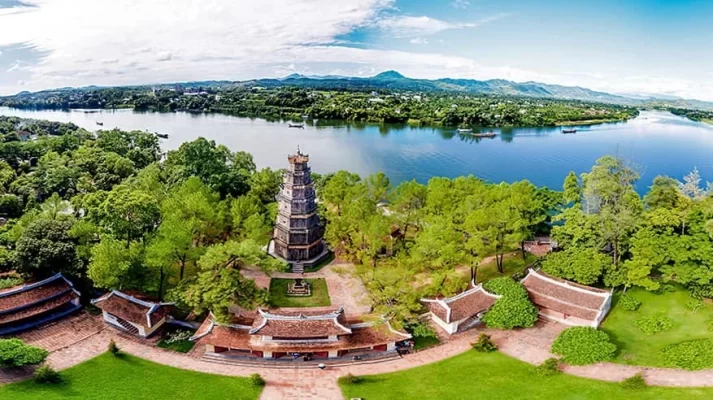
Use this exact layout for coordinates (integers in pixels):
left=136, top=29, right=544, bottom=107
left=528, top=290, right=600, bottom=311
left=0, top=273, right=64, bottom=298
left=526, top=269, right=611, bottom=297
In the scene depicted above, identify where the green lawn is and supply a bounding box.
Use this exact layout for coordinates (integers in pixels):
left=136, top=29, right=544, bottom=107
left=339, top=350, right=713, bottom=400
left=0, top=353, right=262, bottom=400
left=601, top=286, right=713, bottom=367
left=412, top=335, right=440, bottom=351
left=268, top=278, right=331, bottom=307
left=475, top=252, right=538, bottom=284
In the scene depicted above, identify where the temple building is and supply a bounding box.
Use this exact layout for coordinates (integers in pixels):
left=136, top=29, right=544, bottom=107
left=421, top=284, right=500, bottom=334
left=91, top=290, right=173, bottom=338
left=268, top=149, right=329, bottom=272
left=0, top=273, right=81, bottom=336
left=521, top=268, right=612, bottom=328
left=191, top=307, right=411, bottom=360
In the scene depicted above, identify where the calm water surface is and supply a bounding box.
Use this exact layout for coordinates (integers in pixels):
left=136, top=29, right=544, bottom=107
left=2, top=107, right=713, bottom=192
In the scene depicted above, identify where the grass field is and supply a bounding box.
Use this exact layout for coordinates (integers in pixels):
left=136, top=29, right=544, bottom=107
left=339, top=350, right=713, bottom=400
left=268, top=278, right=331, bottom=307
left=475, top=252, right=538, bottom=284
left=601, top=286, right=713, bottom=367
left=0, top=353, right=262, bottom=400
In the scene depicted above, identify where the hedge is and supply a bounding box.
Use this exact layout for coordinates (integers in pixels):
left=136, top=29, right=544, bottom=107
left=550, top=327, right=616, bottom=365
left=0, top=339, right=49, bottom=368
left=482, top=277, right=538, bottom=330
left=661, top=339, right=713, bottom=370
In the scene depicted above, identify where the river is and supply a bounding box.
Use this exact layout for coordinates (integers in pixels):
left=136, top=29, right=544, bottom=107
left=2, top=107, right=713, bottom=192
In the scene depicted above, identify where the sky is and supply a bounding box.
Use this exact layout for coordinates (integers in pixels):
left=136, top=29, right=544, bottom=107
left=0, top=0, right=712, bottom=100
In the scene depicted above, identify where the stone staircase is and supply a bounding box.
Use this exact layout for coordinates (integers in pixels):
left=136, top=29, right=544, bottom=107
left=202, top=350, right=401, bottom=369
left=291, top=263, right=304, bottom=274
left=457, top=314, right=483, bottom=333
left=113, top=318, right=139, bottom=336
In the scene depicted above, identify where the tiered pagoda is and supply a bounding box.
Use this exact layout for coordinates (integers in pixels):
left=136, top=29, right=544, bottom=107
left=268, top=149, right=328, bottom=271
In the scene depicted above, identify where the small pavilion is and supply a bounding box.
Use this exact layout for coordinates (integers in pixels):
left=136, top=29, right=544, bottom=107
left=91, top=290, right=173, bottom=338
left=521, top=268, right=612, bottom=328
left=0, top=273, right=81, bottom=336
left=421, top=284, right=500, bottom=334
left=191, top=307, right=411, bottom=360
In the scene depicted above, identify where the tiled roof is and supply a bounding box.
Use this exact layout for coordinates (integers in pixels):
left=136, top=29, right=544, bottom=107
left=0, top=273, right=79, bottom=318
left=0, top=293, right=76, bottom=325
left=194, top=313, right=410, bottom=353
left=249, top=308, right=352, bottom=338
left=521, top=269, right=611, bottom=321
left=421, top=285, right=500, bottom=324
left=91, top=291, right=172, bottom=328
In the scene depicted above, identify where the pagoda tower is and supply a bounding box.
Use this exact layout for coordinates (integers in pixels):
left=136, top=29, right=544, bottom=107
left=269, top=149, right=328, bottom=272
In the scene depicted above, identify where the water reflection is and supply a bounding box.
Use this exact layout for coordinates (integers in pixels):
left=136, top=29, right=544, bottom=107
left=1, top=107, right=713, bottom=192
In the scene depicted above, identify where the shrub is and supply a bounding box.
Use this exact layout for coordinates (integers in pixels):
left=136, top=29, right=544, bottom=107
left=164, top=330, right=193, bottom=344
left=0, top=276, right=22, bottom=290
left=483, top=277, right=528, bottom=299
left=618, top=293, right=641, bottom=311
left=410, top=322, right=437, bottom=339
left=472, top=333, right=497, bottom=353
left=249, top=373, right=265, bottom=387
left=108, top=339, right=120, bottom=356
left=620, top=373, right=646, bottom=390
left=532, top=358, right=560, bottom=377
left=685, top=299, right=703, bottom=313
left=634, top=315, right=673, bottom=335
left=551, top=327, right=616, bottom=365
left=343, top=373, right=362, bottom=384
left=482, top=277, right=538, bottom=329
left=708, top=318, right=713, bottom=332
left=483, top=296, right=538, bottom=329
left=661, top=339, right=713, bottom=370
left=34, top=365, right=61, bottom=384
left=0, top=339, right=49, bottom=368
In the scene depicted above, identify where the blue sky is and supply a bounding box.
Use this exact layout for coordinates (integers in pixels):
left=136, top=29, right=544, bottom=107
left=1, top=0, right=712, bottom=99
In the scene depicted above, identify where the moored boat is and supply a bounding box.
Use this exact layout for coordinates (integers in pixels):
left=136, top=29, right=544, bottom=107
left=156, top=133, right=169, bottom=139
left=288, top=122, right=305, bottom=129
left=472, top=131, right=497, bottom=138
left=96, top=121, right=104, bottom=126
left=562, top=128, right=577, bottom=134
left=457, top=128, right=472, bottom=133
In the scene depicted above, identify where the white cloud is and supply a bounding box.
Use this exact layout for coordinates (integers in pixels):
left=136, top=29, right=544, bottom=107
left=451, top=0, right=471, bottom=9
left=409, top=37, right=428, bottom=45
left=376, top=13, right=509, bottom=38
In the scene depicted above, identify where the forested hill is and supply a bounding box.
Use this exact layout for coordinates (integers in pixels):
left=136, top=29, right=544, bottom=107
left=243, top=70, right=635, bottom=105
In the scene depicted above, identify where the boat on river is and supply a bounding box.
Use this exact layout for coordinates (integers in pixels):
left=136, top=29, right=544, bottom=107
left=95, top=121, right=103, bottom=126
left=156, top=133, right=169, bottom=139
left=288, top=123, right=305, bottom=129
left=457, top=128, right=472, bottom=133
left=562, top=128, right=577, bottom=134
left=472, top=131, right=497, bottom=138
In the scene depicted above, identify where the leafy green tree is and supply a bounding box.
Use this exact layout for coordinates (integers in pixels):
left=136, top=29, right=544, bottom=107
left=551, top=327, right=617, bottom=365
left=171, top=240, right=284, bottom=322
left=391, top=179, right=427, bottom=236
left=541, top=247, right=611, bottom=285
left=15, top=218, right=78, bottom=279
left=0, top=194, right=21, bottom=218
left=87, top=235, right=146, bottom=290
left=97, top=185, right=161, bottom=246
left=481, top=277, right=538, bottom=329
left=644, top=176, right=681, bottom=210
left=249, top=167, right=282, bottom=204
left=366, top=171, right=391, bottom=204
left=563, top=171, right=580, bottom=204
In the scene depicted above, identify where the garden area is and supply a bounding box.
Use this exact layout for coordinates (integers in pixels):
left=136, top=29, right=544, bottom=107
left=156, top=327, right=196, bottom=353
left=601, top=286, right=713, bottom=368
left=0, top=353, right=262, bottom=400
left=339, top=350, right=713, bottom=400
left=268, top=278, right=331, bottom=307
left=474, top=252, right=538, bottom=284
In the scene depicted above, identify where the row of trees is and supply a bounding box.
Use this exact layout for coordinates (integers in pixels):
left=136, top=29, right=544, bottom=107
left=1, top=87, right=638, bottom=127
left=544, top=157, right=713, bottom=297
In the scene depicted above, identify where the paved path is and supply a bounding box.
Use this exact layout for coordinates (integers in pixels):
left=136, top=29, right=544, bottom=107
left=242, top=261, right=371, bottom=317
left=4, top=315, right=713, bottom=399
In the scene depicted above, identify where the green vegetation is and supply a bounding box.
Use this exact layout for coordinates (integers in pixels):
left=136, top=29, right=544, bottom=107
left=475, top=252, right=537, bottom=284
left=602, top=287, right=713, bottom=367
left=669, top=108, right=713, bottom=125
left=618, top=293, right=642, bottom=311
left=661, top=339, right=713, bottom=370
left=551, top=327, right=617, bottom=365
left=268, top=278, right=331, bottom=308
left=0, top=339, right=48, bottom=368
left=156, top=329, right=195, bottom=353
left=532, top=358, right=561, bottom=377
left=408, top=322, right=440, bottom=350
left=0, top=353, right=262, bottom=400
left=621, top=374, right=647, bottom=390
left=471, top=333, right=497, bottom=353
left=338, top=350, right=713, bottom=400
left=482, top=277, right=538, bottom=330
left=0, top=275, right=22, bottom=289
left=634, top=315, right=674, bottom=335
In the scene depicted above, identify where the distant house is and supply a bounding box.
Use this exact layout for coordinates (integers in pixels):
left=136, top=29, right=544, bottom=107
left=421, top=284, right=500, bottom=334
left=0, top=273, right=81, bottom=336
left=521, top=269, right=612, bottom=328
left=91, top=291, right=173, bottom=338
left=16, top=131, right=31, bottom=142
